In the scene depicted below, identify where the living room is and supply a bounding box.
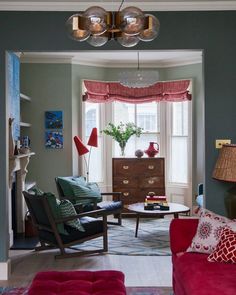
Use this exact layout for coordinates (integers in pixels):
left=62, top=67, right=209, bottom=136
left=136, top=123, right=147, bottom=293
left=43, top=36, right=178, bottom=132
left=1, top=1, right=236, bottom=294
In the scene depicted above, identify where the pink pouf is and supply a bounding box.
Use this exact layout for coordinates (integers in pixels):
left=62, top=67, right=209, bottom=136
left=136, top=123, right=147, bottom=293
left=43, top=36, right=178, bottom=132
left=28, top=270, right=126, bottom=295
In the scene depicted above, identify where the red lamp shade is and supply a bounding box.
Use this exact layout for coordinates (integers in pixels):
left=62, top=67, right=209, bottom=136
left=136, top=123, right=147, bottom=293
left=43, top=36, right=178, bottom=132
left=74, top=136, right=89, bottom=156
left=87, top=127, right=98, bottom=147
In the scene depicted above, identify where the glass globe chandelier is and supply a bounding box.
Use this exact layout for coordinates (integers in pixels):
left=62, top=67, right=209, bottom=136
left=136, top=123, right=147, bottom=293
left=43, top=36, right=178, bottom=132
left=119, top=52, right=159, bottom=88
left=65, top=0, right=160, bottom=47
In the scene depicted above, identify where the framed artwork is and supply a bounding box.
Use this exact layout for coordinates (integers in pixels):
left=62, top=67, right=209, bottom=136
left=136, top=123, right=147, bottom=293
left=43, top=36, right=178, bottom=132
left=45, top=131, right=63, bottom=149
left=45, top=111, right=63, bottom=129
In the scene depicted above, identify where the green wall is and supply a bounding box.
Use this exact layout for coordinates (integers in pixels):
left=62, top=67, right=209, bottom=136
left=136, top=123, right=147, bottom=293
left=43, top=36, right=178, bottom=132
left=1, top=11, right=236, bottom=263
left=20, top=63, right=107, bottom=194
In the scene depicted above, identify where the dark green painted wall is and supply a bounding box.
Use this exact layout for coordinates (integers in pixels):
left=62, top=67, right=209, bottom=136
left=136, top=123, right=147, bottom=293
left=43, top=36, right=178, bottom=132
left=1, top=11, right=236, bottom=261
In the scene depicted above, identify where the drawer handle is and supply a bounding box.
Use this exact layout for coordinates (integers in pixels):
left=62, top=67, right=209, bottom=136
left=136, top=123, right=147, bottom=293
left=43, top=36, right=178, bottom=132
left=122, top=165, right=129, bottom=170
left=123, top=192, right=130, bottom=197
left=148, top=179, right=154, bottom=184
left=148, top=165, right=154, bottom=170
left=123, top=180, right=129, bottom=184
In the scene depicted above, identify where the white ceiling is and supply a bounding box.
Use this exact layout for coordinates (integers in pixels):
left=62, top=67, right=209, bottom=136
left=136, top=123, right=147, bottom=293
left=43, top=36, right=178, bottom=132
left=0, top=0, right=236, bottom=11
left=20, top=50, right=202, bottom=68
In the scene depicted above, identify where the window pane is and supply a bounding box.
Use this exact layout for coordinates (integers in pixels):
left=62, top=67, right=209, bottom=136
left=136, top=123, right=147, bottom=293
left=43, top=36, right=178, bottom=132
left=85, top=102, right=102, bottom=183
left=172, top=102, right=188, bottom=136
left=85, top=103, right=100, bottom=136
left=85, top=136, right=103, bottom=183
left=170, top=137, right=188, bottom=183
left=114, top=102, right=135, bottom=124
left=137, top=102, right=160, bottom=132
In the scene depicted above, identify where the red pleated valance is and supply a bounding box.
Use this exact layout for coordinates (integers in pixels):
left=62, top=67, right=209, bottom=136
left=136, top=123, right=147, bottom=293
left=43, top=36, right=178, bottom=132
left=83, top=80, right=192, bottom=104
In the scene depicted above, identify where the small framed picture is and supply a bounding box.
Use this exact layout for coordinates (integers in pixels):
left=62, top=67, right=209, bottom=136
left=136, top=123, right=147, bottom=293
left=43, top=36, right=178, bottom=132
left=45, top=111, right=63, bottom=129
left=45, top=131, right=63, bottom=149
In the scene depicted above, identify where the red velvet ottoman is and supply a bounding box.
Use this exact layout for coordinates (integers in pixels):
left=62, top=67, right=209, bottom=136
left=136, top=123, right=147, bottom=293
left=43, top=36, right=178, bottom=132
left=28, top=270, right=126, bottom=295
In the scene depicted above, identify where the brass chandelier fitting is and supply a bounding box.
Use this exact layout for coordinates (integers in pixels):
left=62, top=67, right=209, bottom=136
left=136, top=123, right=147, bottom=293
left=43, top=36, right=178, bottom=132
left=66, top=2, right=160, bottom=47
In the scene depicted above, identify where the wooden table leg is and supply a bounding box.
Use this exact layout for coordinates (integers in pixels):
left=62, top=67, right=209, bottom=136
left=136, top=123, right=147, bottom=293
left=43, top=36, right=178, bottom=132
left=174, top=213, right=179, bottom=218
left=135, top=214, right=140, bottom=238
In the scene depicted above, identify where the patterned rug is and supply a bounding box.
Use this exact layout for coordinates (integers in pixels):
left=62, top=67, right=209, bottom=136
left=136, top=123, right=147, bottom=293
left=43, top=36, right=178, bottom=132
left=76, top=217, right=171, bottom=256
left=0, top=287, right=173, bottom=295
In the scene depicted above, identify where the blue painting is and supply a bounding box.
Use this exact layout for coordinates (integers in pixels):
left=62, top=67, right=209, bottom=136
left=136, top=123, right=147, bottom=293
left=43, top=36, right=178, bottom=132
left=7, top=52, right=20, bottom=140
left=45, top=111, right=63, bottom=129
left=45, top=131, right=63, bottom=149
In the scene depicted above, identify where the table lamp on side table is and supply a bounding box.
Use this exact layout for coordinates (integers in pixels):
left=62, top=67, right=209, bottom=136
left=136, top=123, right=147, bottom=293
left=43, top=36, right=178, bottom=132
left=212, top=144, right=236, bottom=219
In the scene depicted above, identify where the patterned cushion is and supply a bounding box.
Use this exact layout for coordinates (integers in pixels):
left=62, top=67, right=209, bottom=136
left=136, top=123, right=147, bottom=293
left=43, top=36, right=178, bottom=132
left=59, top=199, right=85, bottom=232
left=57, top=176, right=87, bottom=199
left=208, top=228, right=236, bottom=263
left=71, top=182, right=102, bottom=204
left=44, top=192, right=68, bottom=235
left=186, top=208, right=235, bottom=254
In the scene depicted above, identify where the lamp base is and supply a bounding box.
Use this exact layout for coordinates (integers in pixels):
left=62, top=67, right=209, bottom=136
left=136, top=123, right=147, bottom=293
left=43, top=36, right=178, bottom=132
left=225, top=185, right=236, bottom=219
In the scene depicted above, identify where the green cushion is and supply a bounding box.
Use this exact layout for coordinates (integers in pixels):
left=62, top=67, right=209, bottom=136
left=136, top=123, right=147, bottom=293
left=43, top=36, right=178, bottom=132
left=43, top=192, right=68, bottom=235
left=59, top=200, right=85, bottom=232
left=57, top=176, right=87, bottom=199
left=71, top=182, right=102, bottom=204
left=28, top=186, right=44, bottom=196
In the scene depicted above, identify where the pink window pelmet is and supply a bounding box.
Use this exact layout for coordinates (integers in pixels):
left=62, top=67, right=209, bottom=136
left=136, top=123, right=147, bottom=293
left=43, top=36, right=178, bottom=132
left=83, top=80, right=192, bottom=104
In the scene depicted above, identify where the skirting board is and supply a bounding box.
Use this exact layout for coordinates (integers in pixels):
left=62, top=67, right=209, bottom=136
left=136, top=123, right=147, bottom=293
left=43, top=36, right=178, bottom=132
left=0, top=260, right=11, bottom=280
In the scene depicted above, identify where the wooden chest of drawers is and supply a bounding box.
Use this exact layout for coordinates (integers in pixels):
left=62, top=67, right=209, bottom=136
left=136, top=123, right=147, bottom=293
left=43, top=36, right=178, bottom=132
left=112, top=158, right=165, bottom=213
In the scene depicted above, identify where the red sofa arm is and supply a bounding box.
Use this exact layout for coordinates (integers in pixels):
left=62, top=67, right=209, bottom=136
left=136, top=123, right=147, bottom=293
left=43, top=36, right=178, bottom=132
left=170, top=218, right=199, bottom=254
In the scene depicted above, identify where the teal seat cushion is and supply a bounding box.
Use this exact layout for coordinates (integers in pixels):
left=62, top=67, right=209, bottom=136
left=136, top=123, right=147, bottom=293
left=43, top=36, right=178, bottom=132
left=59, top=199, right=85, bottom=232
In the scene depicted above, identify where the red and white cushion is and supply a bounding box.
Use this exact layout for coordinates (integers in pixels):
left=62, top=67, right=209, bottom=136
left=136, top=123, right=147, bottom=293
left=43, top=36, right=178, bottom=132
left=208, top=228, right=236, bottom=263
left=187, top=208, right=236, bottom=254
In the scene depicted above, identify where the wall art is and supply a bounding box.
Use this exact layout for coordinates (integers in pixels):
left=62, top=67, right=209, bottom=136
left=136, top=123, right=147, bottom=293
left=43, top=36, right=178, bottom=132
left=45, top=111, right=63, bottom=129
left=45, top=131, right=63, bottom=149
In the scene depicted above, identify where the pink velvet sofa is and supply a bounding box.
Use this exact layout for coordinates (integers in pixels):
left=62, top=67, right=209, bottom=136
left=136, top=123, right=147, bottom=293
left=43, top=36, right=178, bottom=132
left=170, top=218, right=236, bottom=295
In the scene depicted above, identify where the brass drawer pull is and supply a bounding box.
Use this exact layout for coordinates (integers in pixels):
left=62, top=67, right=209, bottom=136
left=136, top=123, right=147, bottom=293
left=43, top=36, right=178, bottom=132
left=122, top=165, right=129, bottom=170
left=123, top=192, right=130, bottom=197
left=123, top=180, right=129, bottom=184
left=148, top=179, right=154, bottom=184
left=148, top=165, right=154, bottom=170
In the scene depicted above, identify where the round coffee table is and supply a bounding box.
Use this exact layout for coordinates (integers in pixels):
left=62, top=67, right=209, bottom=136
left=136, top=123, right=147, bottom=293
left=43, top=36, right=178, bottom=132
left=127, top=202, right=190, bottom=237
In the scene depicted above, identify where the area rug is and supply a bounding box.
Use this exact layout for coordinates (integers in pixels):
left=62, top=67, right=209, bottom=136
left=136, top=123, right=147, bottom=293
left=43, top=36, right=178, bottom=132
left=0, top=287, right=173, bottom=295
left=76, top=218, right=171, bottom=256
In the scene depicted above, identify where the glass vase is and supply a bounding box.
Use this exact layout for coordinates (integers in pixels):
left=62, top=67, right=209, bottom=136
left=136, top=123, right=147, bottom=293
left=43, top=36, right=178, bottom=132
left=119, top=142, right=126, bottom=157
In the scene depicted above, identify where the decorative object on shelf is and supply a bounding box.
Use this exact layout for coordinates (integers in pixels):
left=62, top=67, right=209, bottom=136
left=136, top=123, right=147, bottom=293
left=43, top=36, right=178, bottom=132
left=119, top=52, right=159, bottom=88
left=144, top=142, right=159, bottom=157
left=135, top=149, right=144, bottom=158
left=74, top=127, right=98, bottom=182
left=21, top=135, right=30, bottom=149
left=212, top=144, right=236, bottom=219
left=45, top=111, right=63, bottom=129
left=65, top=0, right=160, bottom=47
left=102, top=122, right=142, bottom=156
left=45, top=131, right=63, bottom=149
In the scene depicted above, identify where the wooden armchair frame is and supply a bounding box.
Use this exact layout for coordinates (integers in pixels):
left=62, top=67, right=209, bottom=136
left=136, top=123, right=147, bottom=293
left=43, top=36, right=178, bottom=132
left=23, top=191, right=108, bottom=259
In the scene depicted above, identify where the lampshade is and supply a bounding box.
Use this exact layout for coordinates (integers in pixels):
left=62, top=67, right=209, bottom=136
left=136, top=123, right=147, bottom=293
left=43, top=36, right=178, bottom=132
left=87, top=127, right=98, bottom=147
left=74, top=136, right=89, bottom=156
left=212, top=144, right=236, bottom=182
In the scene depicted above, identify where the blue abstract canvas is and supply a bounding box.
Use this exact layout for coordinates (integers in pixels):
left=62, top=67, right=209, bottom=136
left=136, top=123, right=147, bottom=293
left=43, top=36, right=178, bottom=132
left=45, top=111, right=63, bottom=129
left=45, top=131, right=63, bottom=149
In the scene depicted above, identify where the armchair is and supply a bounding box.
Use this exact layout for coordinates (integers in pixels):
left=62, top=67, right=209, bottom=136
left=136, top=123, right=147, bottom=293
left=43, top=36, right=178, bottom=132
left=55, top=176, right=123, bottom=225
left=23, top=191, right=108, bottom=259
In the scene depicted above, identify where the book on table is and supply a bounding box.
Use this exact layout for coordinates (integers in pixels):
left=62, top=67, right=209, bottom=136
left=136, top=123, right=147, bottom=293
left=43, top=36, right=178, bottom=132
left=144, top=196, right=169, bottom=210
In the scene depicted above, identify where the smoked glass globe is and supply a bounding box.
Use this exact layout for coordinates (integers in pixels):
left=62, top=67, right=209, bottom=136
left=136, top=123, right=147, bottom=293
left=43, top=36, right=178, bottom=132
left=83, top=6, right=108, bottom=36
left=66, top=14, right=90, bottom=41
left=117, top=33, right=140, bottom=47
left=87, top=34, right=108, bottom=47
left=139, top=14, right=160, bottom=42
left=119, top=6, right=145, bottom=36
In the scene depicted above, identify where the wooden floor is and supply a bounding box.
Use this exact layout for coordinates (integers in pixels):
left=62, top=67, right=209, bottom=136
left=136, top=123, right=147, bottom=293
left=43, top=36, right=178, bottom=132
left=0, top=250, right=172, bottom=287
